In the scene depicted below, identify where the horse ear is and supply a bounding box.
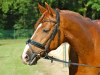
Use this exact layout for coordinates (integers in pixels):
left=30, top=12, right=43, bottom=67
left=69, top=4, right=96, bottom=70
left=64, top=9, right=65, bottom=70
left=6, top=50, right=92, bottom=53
left=38, top=3, right=46, bottom=14
left=45, top=2, right=55, bottom=16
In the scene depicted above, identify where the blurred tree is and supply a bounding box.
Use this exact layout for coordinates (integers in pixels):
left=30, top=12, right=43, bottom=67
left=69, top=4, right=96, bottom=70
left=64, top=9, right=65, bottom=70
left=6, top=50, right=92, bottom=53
left=78, top=0, right=100, bottom=19
left=0, top=0, right=39, bottom=30
left=0, top=0, right=100, bottom=30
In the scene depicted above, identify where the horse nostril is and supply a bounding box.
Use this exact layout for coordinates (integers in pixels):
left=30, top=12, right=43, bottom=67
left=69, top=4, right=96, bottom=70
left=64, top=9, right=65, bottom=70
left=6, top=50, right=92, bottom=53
left=25, top=54, right=29, bottom=61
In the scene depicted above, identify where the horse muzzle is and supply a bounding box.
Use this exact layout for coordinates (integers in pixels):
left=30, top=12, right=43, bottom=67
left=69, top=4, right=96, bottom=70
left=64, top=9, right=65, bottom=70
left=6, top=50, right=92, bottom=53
left=22, top=50, right=46, bottom=65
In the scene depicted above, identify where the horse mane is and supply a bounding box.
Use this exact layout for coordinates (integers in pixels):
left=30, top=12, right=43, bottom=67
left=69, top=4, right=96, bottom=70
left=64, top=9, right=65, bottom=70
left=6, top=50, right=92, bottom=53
left=61, top=10, right=80, bottom=16
left=34, top=9, right=93, bottom=29
left=60, top=10, right=91, bottom=21
left=60, top=10, right=98, bottom=28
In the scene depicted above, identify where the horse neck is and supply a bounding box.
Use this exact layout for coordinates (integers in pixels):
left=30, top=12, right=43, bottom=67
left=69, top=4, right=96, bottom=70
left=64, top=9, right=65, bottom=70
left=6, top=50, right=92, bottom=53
left=60, top=11, right=94, bottom=58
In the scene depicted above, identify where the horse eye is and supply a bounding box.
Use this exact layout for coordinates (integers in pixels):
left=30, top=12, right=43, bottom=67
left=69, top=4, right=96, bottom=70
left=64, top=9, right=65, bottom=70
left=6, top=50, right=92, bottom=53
left=43, top=29, right=50, bottom=33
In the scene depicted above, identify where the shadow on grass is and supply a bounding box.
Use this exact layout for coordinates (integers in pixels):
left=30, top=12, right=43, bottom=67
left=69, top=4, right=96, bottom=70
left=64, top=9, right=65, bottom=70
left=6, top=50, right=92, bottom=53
left=0, top=44, right=2, bottom=46
left=0, top=56, right=9, bottom=59
left=0, top=43, right=7, bottom=46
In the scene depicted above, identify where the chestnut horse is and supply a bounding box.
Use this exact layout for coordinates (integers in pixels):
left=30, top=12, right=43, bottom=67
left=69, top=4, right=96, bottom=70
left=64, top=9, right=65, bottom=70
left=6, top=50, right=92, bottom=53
left=22, top=3, right=100, bottom=75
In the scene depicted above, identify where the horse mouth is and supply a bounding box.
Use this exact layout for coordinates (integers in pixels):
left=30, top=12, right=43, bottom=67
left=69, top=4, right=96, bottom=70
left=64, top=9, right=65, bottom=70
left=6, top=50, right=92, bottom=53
left=28, top=57, right=39, bottom=65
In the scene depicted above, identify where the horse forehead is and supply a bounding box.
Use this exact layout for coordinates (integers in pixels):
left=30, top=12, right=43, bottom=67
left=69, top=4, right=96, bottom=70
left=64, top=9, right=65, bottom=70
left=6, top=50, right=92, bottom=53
left=31, top=23, right=43, bottom=39
left=37, top=23, right=43, bottom=29
left=35, top=23, right=43, bottom=32
left=36, top=22, right=50, bottom=29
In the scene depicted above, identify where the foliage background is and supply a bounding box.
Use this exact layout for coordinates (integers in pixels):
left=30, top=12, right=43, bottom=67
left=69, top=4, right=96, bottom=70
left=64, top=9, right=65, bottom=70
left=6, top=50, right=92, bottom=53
left=0, top=0, right=100, bottom=38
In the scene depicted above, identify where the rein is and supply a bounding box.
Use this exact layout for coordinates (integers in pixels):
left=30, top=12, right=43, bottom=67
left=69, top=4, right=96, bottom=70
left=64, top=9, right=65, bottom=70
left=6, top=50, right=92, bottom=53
left=44, top=55, right=100, bottom=68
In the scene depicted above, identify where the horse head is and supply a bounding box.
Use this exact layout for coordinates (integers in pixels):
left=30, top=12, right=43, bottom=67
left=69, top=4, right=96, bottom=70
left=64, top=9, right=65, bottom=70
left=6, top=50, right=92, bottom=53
left=21, top=3, right=63, bottom=65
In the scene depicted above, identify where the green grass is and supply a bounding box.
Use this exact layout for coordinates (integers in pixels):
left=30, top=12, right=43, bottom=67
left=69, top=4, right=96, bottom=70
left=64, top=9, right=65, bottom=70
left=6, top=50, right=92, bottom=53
left=0, top=39, right=48, bottom=75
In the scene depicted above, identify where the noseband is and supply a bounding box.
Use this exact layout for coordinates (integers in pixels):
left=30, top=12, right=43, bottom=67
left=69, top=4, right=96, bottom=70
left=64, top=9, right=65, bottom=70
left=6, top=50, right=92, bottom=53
left=26, top=39, right=45, bottom=49
left=26, top=9, right=60, bottom=57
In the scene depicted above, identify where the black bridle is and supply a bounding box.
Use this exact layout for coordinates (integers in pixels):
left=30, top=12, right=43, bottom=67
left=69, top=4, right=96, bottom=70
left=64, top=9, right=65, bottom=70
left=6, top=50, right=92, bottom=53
left=26, top=9, right=60, bottom=64
left=25, top=9, right=100, bottom=68
left=26, top=9, right=60, bottom=52
left=26, top=39, right=45, bottom=49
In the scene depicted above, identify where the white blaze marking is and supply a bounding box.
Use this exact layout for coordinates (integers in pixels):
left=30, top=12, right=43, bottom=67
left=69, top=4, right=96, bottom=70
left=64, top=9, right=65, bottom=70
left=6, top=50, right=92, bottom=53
left=31, top=23, right=42, bottom=39
left=22, top=23, right=42, bottom=61
left=22, top=44, right=29, bottom=61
